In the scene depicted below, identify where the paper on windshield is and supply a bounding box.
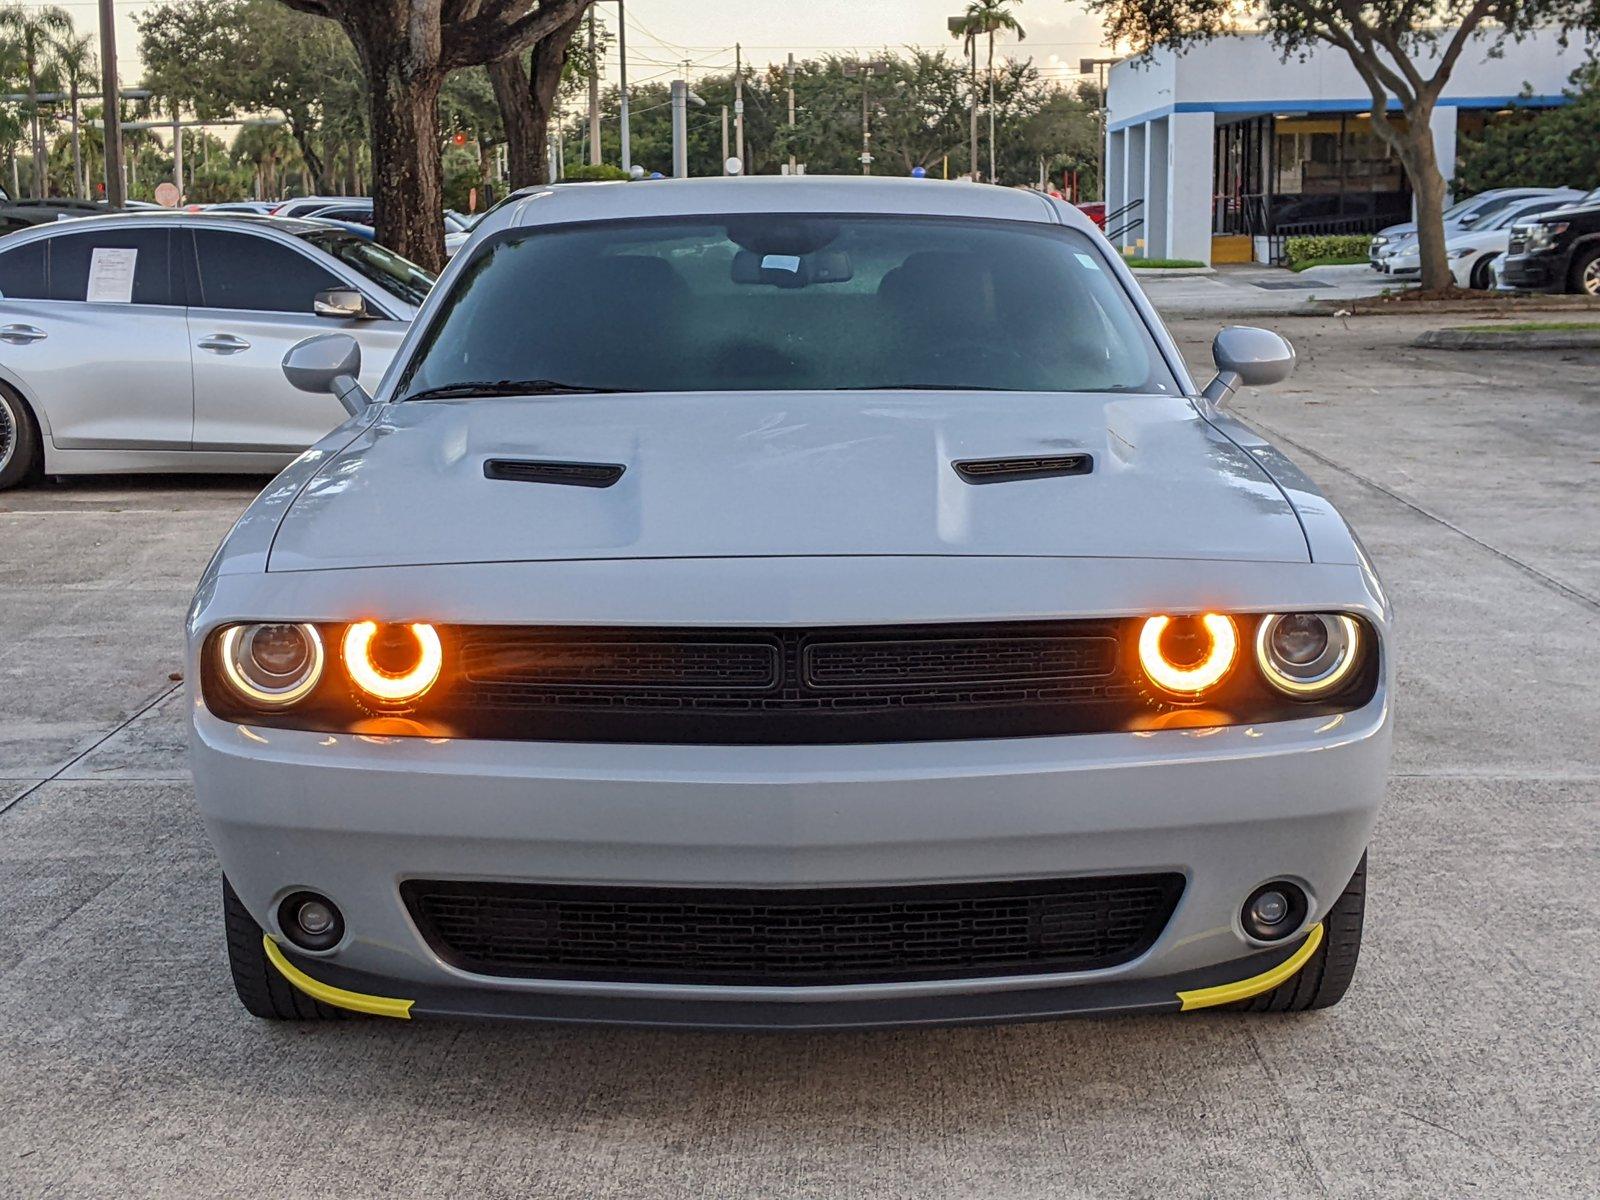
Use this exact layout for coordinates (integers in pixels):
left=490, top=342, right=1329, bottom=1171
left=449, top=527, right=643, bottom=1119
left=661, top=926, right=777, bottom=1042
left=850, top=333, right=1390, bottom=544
left=86, top=247, right=137, bottom=304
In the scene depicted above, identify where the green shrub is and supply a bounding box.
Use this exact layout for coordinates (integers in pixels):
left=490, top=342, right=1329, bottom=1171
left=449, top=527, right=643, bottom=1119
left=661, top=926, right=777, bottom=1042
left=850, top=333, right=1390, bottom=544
left=556, top=163, right=630, bottom=183
left=1284, top=234, right=1371, bottom=267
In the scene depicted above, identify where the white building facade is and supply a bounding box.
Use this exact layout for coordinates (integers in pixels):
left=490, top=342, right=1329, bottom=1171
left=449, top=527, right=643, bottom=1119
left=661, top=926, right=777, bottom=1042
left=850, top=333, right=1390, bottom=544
left=1104, top=30, right=1587, bottom=264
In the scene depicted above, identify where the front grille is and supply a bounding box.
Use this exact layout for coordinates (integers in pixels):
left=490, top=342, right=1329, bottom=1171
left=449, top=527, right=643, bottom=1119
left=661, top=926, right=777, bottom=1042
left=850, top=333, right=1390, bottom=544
left=444, top=621, right=1141, bottom=744
left=401, top=874, right=1186, bottom=985
left=1508, top=234, right=1527, bottom=255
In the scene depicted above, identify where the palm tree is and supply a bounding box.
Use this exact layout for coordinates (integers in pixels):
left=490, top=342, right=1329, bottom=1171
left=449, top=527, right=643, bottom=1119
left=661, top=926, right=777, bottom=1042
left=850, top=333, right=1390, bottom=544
left=0, top=5, right=73, bottom=198
left=49, top=29, right=92, bottom=198
left=952, top=0, right=1025, bottom=184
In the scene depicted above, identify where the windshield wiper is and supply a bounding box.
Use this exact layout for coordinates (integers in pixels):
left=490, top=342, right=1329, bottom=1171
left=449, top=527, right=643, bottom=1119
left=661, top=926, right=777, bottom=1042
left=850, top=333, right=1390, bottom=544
left=400, top=379, right=632, bottom=401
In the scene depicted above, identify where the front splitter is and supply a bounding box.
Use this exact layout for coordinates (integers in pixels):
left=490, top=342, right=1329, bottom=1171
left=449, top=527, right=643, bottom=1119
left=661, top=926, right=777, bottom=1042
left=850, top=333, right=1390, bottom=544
left=264, top=925, right=1324, bottom=1031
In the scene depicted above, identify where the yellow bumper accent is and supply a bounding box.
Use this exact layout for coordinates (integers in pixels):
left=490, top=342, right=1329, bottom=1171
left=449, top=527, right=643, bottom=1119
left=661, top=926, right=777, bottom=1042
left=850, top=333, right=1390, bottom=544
left=1176, top=922, right=1325, bottom=1011
left=262, top=935, right=414, bottom=1019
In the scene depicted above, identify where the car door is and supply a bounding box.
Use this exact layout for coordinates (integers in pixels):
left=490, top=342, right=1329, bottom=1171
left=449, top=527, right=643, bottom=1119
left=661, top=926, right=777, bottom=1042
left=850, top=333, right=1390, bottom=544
left=0, top=226, right=192, bottom=449
left=185, top=227, right=407, bottom=453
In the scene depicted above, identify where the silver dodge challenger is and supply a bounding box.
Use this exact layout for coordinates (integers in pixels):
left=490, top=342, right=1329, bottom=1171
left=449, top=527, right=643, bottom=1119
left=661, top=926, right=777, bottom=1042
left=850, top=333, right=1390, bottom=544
left=187, top=177, right=1392, bottom=1028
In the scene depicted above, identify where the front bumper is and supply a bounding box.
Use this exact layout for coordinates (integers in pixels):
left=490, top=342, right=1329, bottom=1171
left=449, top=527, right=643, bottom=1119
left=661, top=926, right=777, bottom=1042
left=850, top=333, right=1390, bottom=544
left=194, top=691, right=1389, bottom=1027
left=1500, top=251, right=1565, bottom=292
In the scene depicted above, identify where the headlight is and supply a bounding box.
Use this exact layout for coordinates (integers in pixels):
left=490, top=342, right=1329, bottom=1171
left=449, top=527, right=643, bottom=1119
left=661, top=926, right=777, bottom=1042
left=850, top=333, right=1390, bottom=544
left=1448, top=248, right=1472, bottom=259
left=1254, top=613, right=1360, bottom=696
left=1137, top=613, right=1237, bottom=697
left=217, top=623, right=324, bottom=708
left=1370, top=236, right=1388, bottom=249
left=1522, top=221, right=1567, bottom=250
left=342, top=620, right=443, bottom=705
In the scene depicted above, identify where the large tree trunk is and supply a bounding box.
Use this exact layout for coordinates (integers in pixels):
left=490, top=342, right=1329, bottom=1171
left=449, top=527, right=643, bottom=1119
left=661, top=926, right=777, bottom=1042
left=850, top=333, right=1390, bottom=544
left=491, top=7, right=588, bottom=189
left=489, top=55, right=541, bottom=188
left=1397, top=106, right=1452, bottom=291
left=368, top=54, right=446, bottom=269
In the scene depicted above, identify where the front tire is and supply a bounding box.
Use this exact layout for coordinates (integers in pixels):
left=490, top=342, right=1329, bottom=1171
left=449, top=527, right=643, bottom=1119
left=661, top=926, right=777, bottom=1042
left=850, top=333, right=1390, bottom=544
left=1228, top=851, right=1366, bottom=1012
left=223, top=876, right=351, bottom=1021
left=1469, top=254, right=1496, bottom=291
left=1571, top=246, right=1600, bottom=297
left=0, top=386, right=42, bottom=491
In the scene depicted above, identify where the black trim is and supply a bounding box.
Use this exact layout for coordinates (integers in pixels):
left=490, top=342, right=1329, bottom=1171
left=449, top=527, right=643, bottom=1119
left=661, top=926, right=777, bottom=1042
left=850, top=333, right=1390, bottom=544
left=953, top=454, right=1093, bottom=484
left=483, top=458, right=626, bottom=488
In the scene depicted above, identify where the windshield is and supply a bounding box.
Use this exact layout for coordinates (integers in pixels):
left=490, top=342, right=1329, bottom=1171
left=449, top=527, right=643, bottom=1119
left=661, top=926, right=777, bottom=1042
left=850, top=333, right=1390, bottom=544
left=1457, top=194, right=1521, bottom=224
left=397, top=215, right=1175, bottom=397
left=300, top=230, right=433, bottom=307
left=1489, top=201, right=1565, bottom=231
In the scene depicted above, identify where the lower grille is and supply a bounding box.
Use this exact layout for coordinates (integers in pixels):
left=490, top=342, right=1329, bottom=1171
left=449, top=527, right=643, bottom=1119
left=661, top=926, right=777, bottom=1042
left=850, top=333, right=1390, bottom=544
left=402, top=874, right=1185, bottom=986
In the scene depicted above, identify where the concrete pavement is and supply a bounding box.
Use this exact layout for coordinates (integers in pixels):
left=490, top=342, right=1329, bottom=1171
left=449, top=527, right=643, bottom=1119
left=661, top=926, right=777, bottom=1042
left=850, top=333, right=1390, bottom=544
left=1, top=315, right=1597, bottom=1198
left=1137, top=263, right=1396, bottom=315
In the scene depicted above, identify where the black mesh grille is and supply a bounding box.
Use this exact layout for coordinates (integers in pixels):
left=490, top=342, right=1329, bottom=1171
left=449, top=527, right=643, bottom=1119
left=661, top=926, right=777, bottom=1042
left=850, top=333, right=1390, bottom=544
left=401, top=875, right=1185, bottom=985
left=443, top=622, right=1141, bottom=744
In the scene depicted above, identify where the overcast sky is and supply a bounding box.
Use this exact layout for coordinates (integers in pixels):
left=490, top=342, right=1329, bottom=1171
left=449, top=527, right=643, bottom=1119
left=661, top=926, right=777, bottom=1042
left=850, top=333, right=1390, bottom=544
left=75, top=0, right=1110, bottom=89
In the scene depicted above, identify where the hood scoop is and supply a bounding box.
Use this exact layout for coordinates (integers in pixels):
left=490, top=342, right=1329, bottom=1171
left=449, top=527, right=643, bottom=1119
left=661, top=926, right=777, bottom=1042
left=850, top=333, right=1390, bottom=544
left=484, top=459, right=626, bottom=488
left=953, top=454, right=1094, bottom=484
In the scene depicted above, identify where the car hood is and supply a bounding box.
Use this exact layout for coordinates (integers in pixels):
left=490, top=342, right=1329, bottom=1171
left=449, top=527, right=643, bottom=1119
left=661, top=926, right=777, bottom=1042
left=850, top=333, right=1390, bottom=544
left=266, top=392, right=1309, bottom=571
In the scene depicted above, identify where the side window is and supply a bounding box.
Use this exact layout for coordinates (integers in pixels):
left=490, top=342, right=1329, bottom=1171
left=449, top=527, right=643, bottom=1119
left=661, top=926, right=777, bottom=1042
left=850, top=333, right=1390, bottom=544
left=192, top=229, right=342, bottom=313
left=0, top=240, right=47, bottom=299
left=45, top=228, right=176, bottom=305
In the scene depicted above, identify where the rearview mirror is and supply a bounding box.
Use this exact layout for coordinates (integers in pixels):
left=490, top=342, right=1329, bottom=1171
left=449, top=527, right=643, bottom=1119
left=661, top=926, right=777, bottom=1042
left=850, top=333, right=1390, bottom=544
left=1201, top=326, right=1296, bottom=405
left=282, top=333, right=371, bottom=415
left=313, top=287, right=371, bottom=319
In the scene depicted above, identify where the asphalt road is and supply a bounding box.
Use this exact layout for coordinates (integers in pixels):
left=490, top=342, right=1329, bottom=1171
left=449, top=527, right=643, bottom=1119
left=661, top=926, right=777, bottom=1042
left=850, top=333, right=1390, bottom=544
left=2, top=313, right=1597, bottom=1198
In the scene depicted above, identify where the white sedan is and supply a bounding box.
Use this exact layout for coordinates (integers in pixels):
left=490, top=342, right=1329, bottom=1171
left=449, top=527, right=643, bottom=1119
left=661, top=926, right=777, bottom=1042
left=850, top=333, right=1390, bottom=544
left=188, top=177, right=1393, bottom=1029
left=1380, top=190, right=1583, bottom=288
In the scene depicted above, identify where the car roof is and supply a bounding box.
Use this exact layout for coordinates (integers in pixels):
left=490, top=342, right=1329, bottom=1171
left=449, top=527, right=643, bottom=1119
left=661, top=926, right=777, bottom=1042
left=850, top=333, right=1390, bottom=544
left=493, top=176, right=1085, bottom=234
left=0, top=210, right=340, bottom=241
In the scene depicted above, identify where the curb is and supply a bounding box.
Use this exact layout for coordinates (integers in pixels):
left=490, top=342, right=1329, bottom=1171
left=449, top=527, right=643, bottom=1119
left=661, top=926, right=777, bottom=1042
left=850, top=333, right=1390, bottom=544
left=1413, top=328, right=1600, bottom=351
left=1126, top=266, right=1216, bottom=278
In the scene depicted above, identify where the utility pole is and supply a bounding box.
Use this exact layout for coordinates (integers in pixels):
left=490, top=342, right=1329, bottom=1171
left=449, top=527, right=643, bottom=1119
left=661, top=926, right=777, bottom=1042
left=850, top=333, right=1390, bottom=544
left=1081, top=57, right=1118, bottom=202
left=785, top=53, right=796, bottom=173
left=586, top=8, right=600, bottom=165
left=720, top=105, right=729, bottom=172
left=733, top=42, right=744, bottom=166
left=842, top=59, right=888, bottom=176
left=617, top=0, right=630, bottom=172
left=98, top=0, right=124, bottom=207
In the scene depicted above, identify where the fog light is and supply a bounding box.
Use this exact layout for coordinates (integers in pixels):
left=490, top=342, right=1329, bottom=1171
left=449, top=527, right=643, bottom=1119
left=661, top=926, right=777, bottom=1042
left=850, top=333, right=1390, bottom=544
left=278, top=891, right=344, bottom=952
left=1241, top=881, right=1308, bottom=941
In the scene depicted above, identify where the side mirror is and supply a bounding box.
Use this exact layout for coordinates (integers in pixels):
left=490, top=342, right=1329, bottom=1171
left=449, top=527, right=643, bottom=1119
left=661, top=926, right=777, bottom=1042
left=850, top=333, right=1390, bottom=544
left=282, top=333, right=371, bottom=416
left=1201, top=326, right=1296, bottom=405
left=313, top=287, right=371, bottom=320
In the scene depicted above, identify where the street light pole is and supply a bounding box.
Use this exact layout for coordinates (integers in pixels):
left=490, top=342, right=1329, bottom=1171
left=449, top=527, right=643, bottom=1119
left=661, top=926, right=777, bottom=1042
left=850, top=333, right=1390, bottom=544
left=97, top=0, right=124, bottom=207
left=1081, top=57, right=1118, bottom=203
left=617, top=0, right=630, bottom=172
left=733, top=42, right=744, bottom=166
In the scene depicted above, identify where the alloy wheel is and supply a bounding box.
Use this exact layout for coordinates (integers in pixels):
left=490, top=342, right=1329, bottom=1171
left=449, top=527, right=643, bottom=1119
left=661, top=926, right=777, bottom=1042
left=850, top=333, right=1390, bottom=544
left=1583, top=257, right=1600, bottom=297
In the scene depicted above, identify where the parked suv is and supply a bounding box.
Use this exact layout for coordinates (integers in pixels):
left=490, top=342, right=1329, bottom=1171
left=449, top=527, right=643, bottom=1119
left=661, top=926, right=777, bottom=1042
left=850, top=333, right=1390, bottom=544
left=1501, top=187, right=1600, bottom=295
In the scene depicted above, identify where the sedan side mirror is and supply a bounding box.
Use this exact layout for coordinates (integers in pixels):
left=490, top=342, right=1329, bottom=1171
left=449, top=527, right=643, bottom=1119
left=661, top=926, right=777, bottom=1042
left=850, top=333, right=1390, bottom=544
left=313, top=287, right=371, bottom=320
left=1201, top=326, right=1296, bottom=405
left=282, top=333, right=371, bottom=416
